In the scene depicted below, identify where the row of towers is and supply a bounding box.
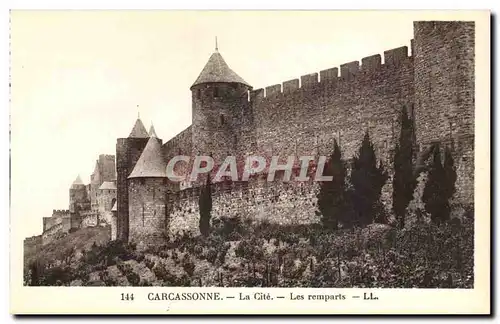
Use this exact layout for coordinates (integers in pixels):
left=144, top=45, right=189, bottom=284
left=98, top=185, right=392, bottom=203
left=115, top=47, right=254, bottom=244
left=116, top=118, right=167, bottom=243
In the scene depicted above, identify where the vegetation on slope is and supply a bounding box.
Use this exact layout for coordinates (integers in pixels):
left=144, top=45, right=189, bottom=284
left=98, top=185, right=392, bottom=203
left=24, top=213, right=473, bottom=288
left=24, top=106, right=472, bottom=288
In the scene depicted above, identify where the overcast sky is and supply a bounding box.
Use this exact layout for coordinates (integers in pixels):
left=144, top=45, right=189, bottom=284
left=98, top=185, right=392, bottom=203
left=12, top=10, right=472, bottom=237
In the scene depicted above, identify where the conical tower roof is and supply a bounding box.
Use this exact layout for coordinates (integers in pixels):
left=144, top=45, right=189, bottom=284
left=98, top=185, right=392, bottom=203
left=71, top=175, right=84, bottom=189
left=191, top=50, right=250, bottom=89
left=149, top=123, right=157, bottom=137
left=129, top=118, right=149, bottom=138
left=128, top=135, right=167, bottom=179
left=99, top=181, right=117, bottom=190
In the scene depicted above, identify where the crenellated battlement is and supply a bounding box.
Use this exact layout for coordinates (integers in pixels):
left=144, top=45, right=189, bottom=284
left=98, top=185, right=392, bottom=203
left=249, top=45, right=411, bottom=101
left=52, top=209, right=70, bottom=215
left=99, top=154, right=115, bottom=160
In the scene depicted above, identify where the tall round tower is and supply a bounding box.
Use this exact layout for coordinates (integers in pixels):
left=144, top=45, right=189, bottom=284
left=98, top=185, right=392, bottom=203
left=127, top=134, right=168, bottom=247
left=190, top=46, right=253, bottom=178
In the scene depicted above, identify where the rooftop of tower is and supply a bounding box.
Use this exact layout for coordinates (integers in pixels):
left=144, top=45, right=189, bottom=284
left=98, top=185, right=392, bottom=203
left=71, top=175, right=84, bottom=189
left=191, top=48, right=251, bottom=89
left=149, top=123, right=157, bottom=137
left=128, top=135, right=167, bottom=179
left=98, top=181, right=117, bottom=190
left=129, top=117, right=149, bottom=138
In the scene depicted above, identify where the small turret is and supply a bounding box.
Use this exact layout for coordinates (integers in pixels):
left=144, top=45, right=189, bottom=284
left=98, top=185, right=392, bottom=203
left=69, top=175, right=89, bottom=213
left=127, top=134, right=168, bottom=247
left=116, top=116, right=150, bottom=242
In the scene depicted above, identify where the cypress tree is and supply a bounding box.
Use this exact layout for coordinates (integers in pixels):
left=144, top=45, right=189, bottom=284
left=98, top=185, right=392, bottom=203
left=443, top=146, right=457, bottom=203
left=392, top=105, right=416, bottom=229
left=199, top=174, right=212, bottom=236
left=317, top=139, right=346, bottom=230
left=422, top=146, right=450, bottom=224
left=350, top=131, right=388, bottom=226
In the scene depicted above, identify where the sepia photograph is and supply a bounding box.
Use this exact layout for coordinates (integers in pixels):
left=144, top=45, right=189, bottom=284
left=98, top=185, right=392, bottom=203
left=9, top=9, right=490, bottom=315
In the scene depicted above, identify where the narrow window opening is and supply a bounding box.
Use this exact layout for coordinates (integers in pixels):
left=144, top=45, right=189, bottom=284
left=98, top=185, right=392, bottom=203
left=220, top=114, right=225, bottom=125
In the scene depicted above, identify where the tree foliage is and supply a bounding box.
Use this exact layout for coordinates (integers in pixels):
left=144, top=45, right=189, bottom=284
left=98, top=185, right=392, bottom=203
left=199, top=175, right=213, bottom=236
left=392, top=105, right=416, bottom=228
left=422, top=146, right=448, bottom=224
left=350, top=132, right=388, bottom=226
left=317, top=139, right=347, bottom=230
left=443, top=146, right=457, bottom=203
left=423, top=145, right=457, bottom=224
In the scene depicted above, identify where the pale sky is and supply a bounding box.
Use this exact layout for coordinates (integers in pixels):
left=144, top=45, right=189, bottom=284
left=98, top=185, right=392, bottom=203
left=13, top=10, right=467, bottom=238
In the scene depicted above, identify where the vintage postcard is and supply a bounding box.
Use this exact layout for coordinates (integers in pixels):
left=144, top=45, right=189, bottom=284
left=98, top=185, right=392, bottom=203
left=10, top=10, right=490, bottom=315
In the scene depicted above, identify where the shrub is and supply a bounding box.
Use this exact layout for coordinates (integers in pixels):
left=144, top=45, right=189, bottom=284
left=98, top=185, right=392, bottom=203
left=423, top=146, right=451, bottom=225
left=218, top=243, right=231, bottom=264
left=126, top=272, right=140, bottom=286
left=206, top=248, right=218, bottom=264
left=182, top=255, right=195, bottom=277
left=235, top=238, right=264, bottom=261
left=144, top=258, right=155, bottom=270
left=100, top=270, right=117, bottom=286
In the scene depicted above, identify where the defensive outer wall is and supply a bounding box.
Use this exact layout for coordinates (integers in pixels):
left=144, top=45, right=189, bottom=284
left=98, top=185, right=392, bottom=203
left=118, top=21, right=475, bottom=245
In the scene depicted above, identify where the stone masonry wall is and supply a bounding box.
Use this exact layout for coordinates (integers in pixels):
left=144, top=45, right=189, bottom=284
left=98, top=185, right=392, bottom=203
left=69, top=186, right=90, bottom=213
left=98, top=154, right=117, bottom=182
left=413, top=21, right=475, bottom=205
left=80, top=211, right=99, bottom=228
left=116, top=137, right=149, bottom=241
left=128, top=178, right=168, bottom=246
left=191, top=83, right=252, bottom=168
left=43, top=209, right=70, bottom=232
left=249, top=46, right=414, bottom=168
left=167, top=177, right=320, bottom=237
left=162, top=126, right=193, bottom=191
left=98, top=189, right=116, bottom=223
left=42, top=223, right=63, bottom=245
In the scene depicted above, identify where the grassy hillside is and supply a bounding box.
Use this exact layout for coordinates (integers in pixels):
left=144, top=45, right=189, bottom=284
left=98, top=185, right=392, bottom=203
left=24, top=226, right=111, bottom=273
left=24, top=217, right=473, bottom=288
